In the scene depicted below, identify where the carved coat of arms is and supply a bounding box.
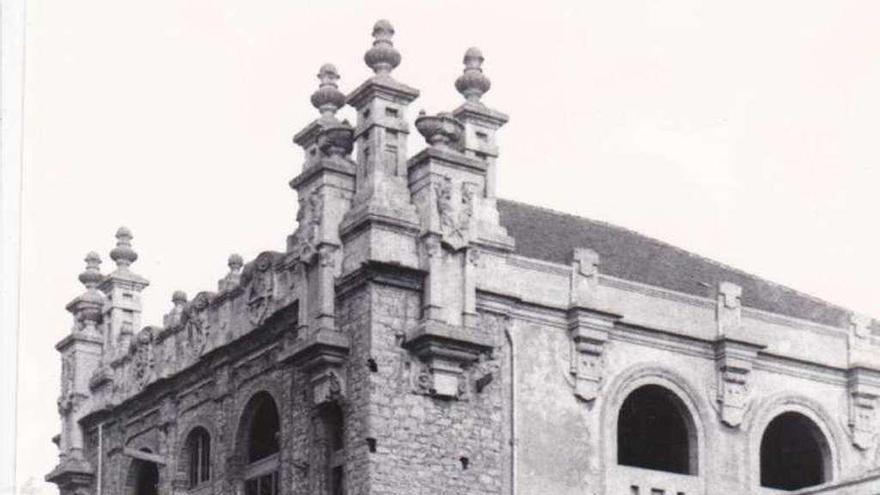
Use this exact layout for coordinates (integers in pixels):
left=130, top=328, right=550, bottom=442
left=247, top=253, right=275, bottom=326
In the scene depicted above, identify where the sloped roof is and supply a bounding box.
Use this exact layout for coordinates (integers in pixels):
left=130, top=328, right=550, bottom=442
left=496, top=199, right=854, bottom=329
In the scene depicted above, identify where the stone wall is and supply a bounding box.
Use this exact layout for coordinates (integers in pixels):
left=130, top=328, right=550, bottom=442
left=362, top=283, right=508, bottom=494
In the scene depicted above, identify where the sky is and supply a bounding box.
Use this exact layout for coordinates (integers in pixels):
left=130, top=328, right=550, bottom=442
left=16, top=1, right=880, bottom=493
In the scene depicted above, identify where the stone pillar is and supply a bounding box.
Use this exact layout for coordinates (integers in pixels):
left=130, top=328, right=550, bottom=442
left=339, top=20, right=422, bottom=274
left=99, top=227, right=149, bottom=362
left=847, top=313, right=880, bottom=450
left=48, top=252, right=106, bottom=494
left=289, top=64, right=356, bottom=336
left=566, top=248, right=619, bottom=402
left=713, top=282, right=763, bottom=428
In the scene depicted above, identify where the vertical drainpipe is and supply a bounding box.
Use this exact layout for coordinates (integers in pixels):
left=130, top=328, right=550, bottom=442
left=97, top=422, right=103, bottom=495
left=505, top=325, right=517, bottom=494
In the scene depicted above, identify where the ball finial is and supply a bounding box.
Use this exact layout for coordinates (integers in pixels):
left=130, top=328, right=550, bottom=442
left=364, top=19, right=401, bottom=76
left=455, top=46, right=491, bottom=104
left=310, top=64, right=345, bottom=120
left=78, top=251, right=103, bottom=289
left=228, top=253, right=244, bottom=272
left=110, top=226, right=138, bottom=268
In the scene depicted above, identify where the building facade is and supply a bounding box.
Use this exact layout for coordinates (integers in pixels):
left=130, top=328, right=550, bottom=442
left=47, top=19, right=880, bottom=495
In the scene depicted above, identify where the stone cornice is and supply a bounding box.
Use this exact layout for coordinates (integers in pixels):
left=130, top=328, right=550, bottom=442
left=346, top=75, right=419, bottom=108
left=452, top=101, right=509, bottom=128
left=407, top=146, right=489, bottom=175
left=288, top=155, right=356, bottom=190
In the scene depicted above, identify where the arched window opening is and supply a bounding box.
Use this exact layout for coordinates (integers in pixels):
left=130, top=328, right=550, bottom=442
left=760, top=412, right=830, bottom=491
left=126, top=449, right=159, bottom=495
left=240, top=392, right=280, bottom=495
left=185, top=427, right=211, bottom=488
left=617, top=384, right=697, bottom=475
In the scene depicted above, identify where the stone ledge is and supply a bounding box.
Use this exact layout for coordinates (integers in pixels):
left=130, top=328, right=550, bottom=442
left=279, top=328, right=350, bottom=371
left=403, top=320, right=494, bottom=363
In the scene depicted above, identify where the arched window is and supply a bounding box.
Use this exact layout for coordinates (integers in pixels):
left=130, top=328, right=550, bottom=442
left=239, top=392, right=280, bottom=495
left=125, top=449, right=159, bottom=495
left=617, top=384, right=697, bottom=475
left=760, top=412, right=831, bottom=490
left=185, top=427, right=211, bottom=488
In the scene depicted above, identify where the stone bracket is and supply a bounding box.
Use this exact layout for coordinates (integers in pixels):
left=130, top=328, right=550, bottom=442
left=281, top=328, right=350, bottom=406
left=713, top=338, right=763, bottom=428
left=847, top=367, right=880, bottom=450
left=403, top=320, right=494, bottom=399
left=567, top=306, right=619, bottom=402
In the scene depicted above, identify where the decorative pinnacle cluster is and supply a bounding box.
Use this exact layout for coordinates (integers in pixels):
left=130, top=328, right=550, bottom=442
left=310, top=64, right=345, bottom=121
left=364, top=19, right=401, bottom=76
left=109, top=226, right=138, bottom=269
left=78, top=252, right=103, bottom=289
left=455, top=47, right=491, bottom=104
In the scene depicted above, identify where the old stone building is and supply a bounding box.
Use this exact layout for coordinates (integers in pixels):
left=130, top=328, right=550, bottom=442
left=47, top=19, right=880, bottom=495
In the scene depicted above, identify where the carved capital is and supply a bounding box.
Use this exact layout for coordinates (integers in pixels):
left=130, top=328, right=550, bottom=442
left=714, top=338, right=762, bottom=427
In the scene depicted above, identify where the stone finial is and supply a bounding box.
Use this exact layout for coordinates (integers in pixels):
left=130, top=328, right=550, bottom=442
left=364, top=19, right=401, bottom=76
left=78, top=252, right=103, bottom=289
left=228, top=253, right=244, bottom=273
left=172, top=290, right=188, bottom=306
left=455, top=47, right=491, bottom=104
left=310, top=64, right=345, bottom=120
left=415, top=110, right=464, bottom=150
left=109, top=226, right=138, bottom=269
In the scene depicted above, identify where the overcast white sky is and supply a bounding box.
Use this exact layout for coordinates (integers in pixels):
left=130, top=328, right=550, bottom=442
left=16, top=1, right=880, bottom=492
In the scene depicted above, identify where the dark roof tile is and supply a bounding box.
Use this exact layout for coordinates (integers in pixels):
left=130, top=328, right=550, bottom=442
left=497, top=199, right=852, bottom=329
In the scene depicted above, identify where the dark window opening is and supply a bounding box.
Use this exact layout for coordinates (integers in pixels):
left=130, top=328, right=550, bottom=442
left=248, top=396, right=280, bottom=463
left=322, top=403, right=345, bottom=495
left=244, top=471, right=278, bottom=495
left=133, top=459, right=159, bottom=495
left=617, top=385, right=696, bottom=475
left=760, top=412, right=828, bottom=490
left=186, top=427, right=211, bottom=488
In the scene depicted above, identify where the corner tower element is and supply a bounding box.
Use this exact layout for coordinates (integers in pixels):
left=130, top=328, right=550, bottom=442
left=340, top=20, right=421, bottom=272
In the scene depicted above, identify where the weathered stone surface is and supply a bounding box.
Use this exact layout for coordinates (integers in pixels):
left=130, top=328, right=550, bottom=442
left=47, top=18, right=880, bottom=495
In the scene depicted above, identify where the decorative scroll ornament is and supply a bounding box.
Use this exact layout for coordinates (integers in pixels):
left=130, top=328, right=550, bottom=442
left=131, top=328, right=156, bottom=389
left=247, top=253, right=275, bottom=326
left=182, top=292, right=211, bottom=359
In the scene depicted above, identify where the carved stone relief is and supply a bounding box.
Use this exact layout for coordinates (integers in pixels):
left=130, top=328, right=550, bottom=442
left=434, top=176, right=478, bottom=250
left=247, top=253, right=275, bottom=327
left=182, top=292, right=211, bottom=359
left=293, top=189, right=324, bottom=261
left=130, top=328, right=156, bottom=389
